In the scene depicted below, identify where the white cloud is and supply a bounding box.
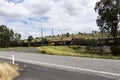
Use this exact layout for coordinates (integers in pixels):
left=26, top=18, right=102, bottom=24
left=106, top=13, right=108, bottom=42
left=0, top=0, right=29, bottom=18
left=63, top=0, right=86, bottom=16
left=23, top=0, right=54, bottom=16
left=0, top=0, right=100, bottom=39
left=43, top=0, right=99, bottom=32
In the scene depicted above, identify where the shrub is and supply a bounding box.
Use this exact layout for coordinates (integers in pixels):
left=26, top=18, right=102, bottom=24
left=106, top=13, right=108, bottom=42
left=71, top=38, right=88, bottom=45
left=110, top=46, right=120, bottom=55
left=87, top=39, right=98, bottom=47
left=69, top=45, right=81, bottom=49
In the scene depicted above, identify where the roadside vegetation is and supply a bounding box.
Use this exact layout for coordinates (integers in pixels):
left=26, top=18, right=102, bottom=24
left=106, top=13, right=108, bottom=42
left=37, top=46, right=79, bottom=56
left=0, top=62, right=19, bottom=80
left=37, top=46, right=120, bottom=59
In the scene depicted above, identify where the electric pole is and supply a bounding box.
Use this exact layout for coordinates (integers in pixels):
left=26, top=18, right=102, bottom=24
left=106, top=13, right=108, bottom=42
left=41, top=28, right=43, bottom=45
left=52, top=29, right=54, bottom=41
left=92, top=30, right=94, bottom=39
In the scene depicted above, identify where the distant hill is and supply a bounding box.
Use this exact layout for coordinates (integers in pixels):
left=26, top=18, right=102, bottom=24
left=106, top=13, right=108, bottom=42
left=22, top=31, right=120, bottom=43
left=28, top=31, right=120, bottom=42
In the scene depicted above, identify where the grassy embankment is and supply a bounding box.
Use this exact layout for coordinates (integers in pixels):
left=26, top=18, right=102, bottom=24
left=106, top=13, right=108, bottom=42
left=33, top=31, right=120, bottom=42
left=23, top=31, right=115, bottom=42
left=37, top=46, right=120, bottom=59
left=0, top=62, right=19, bottom=80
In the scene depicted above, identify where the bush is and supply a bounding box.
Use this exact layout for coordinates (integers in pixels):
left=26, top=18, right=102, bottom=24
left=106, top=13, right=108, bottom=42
left=71, top=38, right=88, bottom=45
left=69, top=45, right=82, bottom=49
left=110, top=46, right=120, bottom=55
left=87, top=39, right=98, bottom=47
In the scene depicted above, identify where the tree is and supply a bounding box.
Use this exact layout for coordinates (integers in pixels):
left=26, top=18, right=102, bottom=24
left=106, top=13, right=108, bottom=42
left=0, top=25, right=14, bottom=47
left=41, top=38, right=48, bottom=45
left=28, top=36, right=33, bottom=46
left=66, top=32, right=70, bottom=37
left=95, top=0, right=120, bottom=41
left=12, top=33, right=21, bottom=46
left=9, top=29, right=14, bottom=41
left=78, top=32, right=82, bottom=35
left=14, top=33, right=21, bottom=41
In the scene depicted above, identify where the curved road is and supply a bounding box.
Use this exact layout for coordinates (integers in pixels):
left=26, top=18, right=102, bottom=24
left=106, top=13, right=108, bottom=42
left=0, top=48, right=120, bottom=80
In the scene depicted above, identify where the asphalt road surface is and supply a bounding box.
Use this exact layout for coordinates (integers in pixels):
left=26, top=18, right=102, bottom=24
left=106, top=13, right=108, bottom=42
left=0, top=49, right=120, bottom=80
left=0, top=59, right=115, bottom=80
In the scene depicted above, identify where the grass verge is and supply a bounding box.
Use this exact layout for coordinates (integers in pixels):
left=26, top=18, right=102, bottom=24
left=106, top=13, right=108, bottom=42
left=0, top=62, right=19, bottom=80
left=37, top=46, right=79, bottom=56
left=37, top=46, right=120, bottom=59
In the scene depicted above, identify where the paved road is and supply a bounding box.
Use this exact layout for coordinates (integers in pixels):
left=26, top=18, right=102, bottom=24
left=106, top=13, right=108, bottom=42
left=0, top=59, right=114, bottom=80
left=0, top=47, right=37, bottom=53
left=0, top=50, right=120, bottom=80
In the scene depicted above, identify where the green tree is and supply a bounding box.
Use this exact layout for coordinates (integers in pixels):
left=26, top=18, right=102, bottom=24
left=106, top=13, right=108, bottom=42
left=10, top=29, right=14, bottom=41
left=0, top=25, right=14, bottom=47
left=95, top=0, right=120, bottom=41
left=14, top=33, right=21, bottom=41
left=66, top=32, right=70, bottom=37
left=12, top=33, right=21, bottom=46
left=28, top=36, right=33, bottom=46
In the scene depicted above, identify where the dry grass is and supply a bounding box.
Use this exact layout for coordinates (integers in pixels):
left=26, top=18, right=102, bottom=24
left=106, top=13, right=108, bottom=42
left=0, top=62, right=19, bottom=80
left=34, top=32, right=115, bottom=42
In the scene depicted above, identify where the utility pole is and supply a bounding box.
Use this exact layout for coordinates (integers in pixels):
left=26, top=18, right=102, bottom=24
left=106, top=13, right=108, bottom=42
left=72, top=33, right=74, bottom=39
left=52, top=29, right=54, bottom=41
left=41, top=28, right=43, bottom=38
left=92, top=30, right=94, bottom=39
left=41, top=28, right=43, bottom=45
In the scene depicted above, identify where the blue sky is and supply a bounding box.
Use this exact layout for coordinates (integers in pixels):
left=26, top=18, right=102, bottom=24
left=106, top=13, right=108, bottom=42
left=6, top=0, right=24, bottom=3
left=0, top=0, right=99, bottom=39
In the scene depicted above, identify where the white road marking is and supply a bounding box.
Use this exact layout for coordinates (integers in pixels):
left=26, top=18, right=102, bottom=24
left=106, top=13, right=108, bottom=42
left=0, top=55, right=120, bottom=77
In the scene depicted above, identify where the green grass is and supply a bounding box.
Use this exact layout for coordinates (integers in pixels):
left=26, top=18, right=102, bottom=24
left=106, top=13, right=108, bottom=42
left=37, top=46, right=120, bottom=59
left=37, top=46, right=80, bottom=56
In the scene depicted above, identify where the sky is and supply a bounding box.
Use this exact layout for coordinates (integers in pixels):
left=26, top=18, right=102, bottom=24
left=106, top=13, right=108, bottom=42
left=0, top=0, right=100, bottom=39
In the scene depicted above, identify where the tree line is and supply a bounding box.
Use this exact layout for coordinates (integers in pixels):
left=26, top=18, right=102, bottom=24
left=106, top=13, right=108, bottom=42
left=0, top=25, right=21, bottom=48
